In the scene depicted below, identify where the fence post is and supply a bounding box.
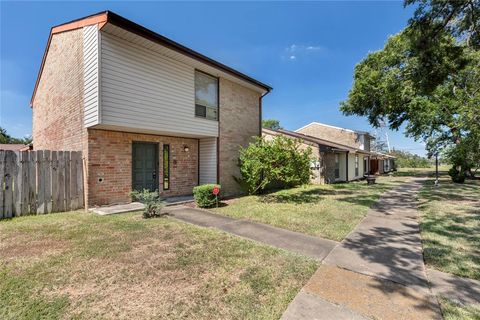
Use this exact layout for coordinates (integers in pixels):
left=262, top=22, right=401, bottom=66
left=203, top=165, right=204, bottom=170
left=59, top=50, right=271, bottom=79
left=44, top=150, right=52, bottom=213
left=29, top=151, right=37, bottom=214
left=78, top=153, right=85, bottom=209
left=13, top=151, right=21, bottom=216
left=65, top=151, right=71, bottom=211
left=3, top=151, right=16, bottom=218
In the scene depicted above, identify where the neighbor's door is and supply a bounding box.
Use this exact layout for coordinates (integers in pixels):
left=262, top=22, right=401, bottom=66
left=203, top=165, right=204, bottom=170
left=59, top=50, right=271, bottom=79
left=132, top=142, right=159, bottom=192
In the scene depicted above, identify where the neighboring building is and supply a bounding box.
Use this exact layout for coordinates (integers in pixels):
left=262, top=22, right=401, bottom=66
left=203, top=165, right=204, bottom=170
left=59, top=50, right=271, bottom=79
left=262, top=128, right=371, bottom=183
left=296, top=122, right=374, bottom=151
left=31, top=11, right=271, bottom=207
left=0, top=144, right=32, bottom=151
left=295, top=122, right=395, bottom=176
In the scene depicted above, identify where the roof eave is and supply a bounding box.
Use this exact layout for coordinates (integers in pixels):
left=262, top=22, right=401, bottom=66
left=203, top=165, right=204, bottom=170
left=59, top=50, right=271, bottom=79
left=30, top=10, right=271, bottom=107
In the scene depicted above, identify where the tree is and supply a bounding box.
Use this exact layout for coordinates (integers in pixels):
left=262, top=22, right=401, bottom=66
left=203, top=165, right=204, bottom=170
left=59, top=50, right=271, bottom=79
left=389, top=149, right=431, bottom=168
left=340, top=0, right=480, bottom=182
left=0, top=127, right=32, bottom=145
left=262, top=119, right=283, bottom=131
left=237, top=136, right=312, bottom=194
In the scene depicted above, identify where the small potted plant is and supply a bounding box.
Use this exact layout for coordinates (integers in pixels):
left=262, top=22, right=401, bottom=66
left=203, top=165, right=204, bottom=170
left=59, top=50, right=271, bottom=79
left=130, top=189, right=166, bottom=218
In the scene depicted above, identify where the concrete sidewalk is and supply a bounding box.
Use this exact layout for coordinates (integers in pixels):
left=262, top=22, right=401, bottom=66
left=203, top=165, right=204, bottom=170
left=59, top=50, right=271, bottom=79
left=165, top=205, right=338, bottom=261
left=282, top=179, right=444, bottom=320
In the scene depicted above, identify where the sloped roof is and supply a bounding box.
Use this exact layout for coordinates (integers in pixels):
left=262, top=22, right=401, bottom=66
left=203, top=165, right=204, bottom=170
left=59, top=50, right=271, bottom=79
left=31, top=10, right=272, bottom=106
left=295, top=122, right=375, bottom=138
left=0, top=144, right=29, bottom=151
left=263, top=128, right=373, bottom=154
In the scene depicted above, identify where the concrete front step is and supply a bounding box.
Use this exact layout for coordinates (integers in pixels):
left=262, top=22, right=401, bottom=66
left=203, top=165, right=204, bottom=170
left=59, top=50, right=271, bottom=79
left=91, top=195, right=194, bottom=215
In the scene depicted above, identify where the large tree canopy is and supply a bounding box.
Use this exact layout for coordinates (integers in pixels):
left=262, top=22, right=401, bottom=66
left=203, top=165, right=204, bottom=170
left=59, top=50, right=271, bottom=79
left=341, top=0, right=480, bottom=178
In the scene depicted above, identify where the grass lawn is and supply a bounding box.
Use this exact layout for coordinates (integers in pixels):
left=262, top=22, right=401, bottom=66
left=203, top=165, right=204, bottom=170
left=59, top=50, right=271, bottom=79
left=212, top=175, right=408, bottom=241
left=418, top=177, right=480, bottom=280
left=0, top=212, right=318, bottom=320
left=439, top=298, right=480, bottom=320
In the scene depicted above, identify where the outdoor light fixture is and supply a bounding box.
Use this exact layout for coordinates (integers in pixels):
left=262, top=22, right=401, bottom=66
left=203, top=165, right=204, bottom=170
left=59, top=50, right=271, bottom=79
left=183, top=145, right=189, bottom=152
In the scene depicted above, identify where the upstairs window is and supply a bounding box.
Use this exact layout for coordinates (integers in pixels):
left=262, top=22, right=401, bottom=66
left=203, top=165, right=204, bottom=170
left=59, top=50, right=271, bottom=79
left=195, top=71, right=218, bottom=121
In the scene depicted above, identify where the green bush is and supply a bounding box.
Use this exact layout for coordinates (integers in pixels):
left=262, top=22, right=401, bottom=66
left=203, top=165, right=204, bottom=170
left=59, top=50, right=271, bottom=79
left=193, top=184, right=221, bottom=208
left=448, top=167, right=466, bottom=183
left=237, top=136, right=312, bottom=194
left=130, top=189, right=166, bottom=218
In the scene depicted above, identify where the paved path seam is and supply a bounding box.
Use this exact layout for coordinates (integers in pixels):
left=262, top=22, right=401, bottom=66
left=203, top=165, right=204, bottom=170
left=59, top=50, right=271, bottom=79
left=165, top=205, right=338, bottom=261
left=282, top=179, right=444, bottom=320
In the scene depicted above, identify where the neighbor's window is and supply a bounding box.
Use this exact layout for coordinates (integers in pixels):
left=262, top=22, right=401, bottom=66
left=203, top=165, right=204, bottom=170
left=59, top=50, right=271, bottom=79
left=163, top=144, right=170, bottom=190
left=355, top=155, right=359, bottom=176
left=334, top=153, right=340, bottom=179
left=195, top=71, right=218, bottom=121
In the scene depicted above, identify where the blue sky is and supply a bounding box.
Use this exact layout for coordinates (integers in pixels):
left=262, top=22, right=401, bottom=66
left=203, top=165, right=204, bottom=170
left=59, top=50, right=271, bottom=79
left=1, top=1, right=426, bottom=155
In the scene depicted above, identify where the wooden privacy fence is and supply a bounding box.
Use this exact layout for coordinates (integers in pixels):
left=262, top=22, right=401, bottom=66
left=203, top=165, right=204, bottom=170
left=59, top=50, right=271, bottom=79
left=0, top=150, right=84, bottom=218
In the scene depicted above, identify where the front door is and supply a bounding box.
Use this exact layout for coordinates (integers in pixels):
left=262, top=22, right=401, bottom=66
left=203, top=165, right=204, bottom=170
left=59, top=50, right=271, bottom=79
left=132, top=142, right=158, bottom=191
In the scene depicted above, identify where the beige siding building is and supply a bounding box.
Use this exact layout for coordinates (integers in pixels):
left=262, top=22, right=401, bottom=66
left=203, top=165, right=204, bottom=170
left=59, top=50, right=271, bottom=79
left=296, top=122, right=395, bottom=177
left=262, top=128, right=369, bottom=184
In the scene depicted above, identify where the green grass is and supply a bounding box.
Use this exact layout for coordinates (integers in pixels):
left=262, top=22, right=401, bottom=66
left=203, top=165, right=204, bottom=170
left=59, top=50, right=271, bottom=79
left=440, top=298, right=480, bottom=320
left=418, top=178, right=480, bottom=280
left=395, top=165, right=450, bottom=177
left=212, top=176, right=407, bottom=241
left=0, top=211, right=318, bottom=319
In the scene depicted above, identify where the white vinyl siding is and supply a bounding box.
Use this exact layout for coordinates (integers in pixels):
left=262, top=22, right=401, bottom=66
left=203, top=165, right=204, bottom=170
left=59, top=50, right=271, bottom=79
left=348, top=153, right=365, bottom=180
left=199, top=138, right=217, bottom=184
left=83, top=25, right=99, bottom=127
left=99, top=32, right=218, bottom=137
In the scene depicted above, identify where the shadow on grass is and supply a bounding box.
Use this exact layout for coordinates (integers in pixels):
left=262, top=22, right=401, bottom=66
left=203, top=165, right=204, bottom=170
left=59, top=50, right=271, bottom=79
left=257, top=187, right=359, bottom=204
left=259, top=188, right=334, bottom=204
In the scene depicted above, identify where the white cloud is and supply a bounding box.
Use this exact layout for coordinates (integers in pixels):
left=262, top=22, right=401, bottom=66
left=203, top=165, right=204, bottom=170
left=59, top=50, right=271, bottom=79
left=283, top=44, right=326, bottom=61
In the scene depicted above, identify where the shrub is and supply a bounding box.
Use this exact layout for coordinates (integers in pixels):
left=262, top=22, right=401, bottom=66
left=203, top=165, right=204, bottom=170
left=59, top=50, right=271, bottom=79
left=130, top=189, right=166, bottom=218
left=237, top=136, right=312, bottom=194
left=448, top=167, right=466, bottom=183
left=193, top=184, right=221, bottom=208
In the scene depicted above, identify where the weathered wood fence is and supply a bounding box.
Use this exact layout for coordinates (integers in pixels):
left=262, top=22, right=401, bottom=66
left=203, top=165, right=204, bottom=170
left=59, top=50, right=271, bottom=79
left=0, top=150, right=84, bottom=218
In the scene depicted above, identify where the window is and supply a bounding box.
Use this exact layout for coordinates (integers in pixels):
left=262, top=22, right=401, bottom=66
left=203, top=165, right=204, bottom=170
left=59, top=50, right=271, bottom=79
left=334, top=153, right=340, bottom=179
left=355, top=155, right=359, bottom=177
left=195, top=71, right=218, bottom=120
left=163, top=144, right=170, bottom=190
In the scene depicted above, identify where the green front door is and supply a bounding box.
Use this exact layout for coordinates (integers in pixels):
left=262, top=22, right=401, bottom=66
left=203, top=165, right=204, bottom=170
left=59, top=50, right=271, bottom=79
left=132, top=142, right=159, bottom=192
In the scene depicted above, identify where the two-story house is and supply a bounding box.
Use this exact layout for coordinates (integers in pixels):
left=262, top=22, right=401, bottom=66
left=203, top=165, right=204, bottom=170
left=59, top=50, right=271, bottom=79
left=30, top=11, right=271, bottom=207
left=295, top=122, right=375, bottom=181
left=262, top=128, right=370, bottom=183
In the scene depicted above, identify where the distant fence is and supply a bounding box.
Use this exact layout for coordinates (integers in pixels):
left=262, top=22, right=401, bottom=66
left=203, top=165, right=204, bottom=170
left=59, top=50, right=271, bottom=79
left=0, top=150, right=84, bottom=218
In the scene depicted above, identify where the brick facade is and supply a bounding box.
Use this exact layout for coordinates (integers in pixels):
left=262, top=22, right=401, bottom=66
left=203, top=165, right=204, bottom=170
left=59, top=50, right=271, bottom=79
left=32, top=29, right=87, bottom=152
left=219, top=78, right=262, bottom=196
left=297, top=124, right=362, bottom=150
left=87, top=129, right=198, bottom=206
left=31, top=27, right=264, bottom=206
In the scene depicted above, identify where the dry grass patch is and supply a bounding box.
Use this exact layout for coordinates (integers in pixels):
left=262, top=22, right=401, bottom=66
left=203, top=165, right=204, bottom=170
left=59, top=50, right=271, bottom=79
left=0, top=211, right=317, bottom=319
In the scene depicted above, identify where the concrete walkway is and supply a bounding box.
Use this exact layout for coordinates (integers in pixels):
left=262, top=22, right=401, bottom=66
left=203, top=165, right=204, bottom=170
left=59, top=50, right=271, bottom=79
left=283, top=179, right=444, bottom=320
left=427, top=268, right=480, bottom=305
left=165, top=205, right=338, bottom=261
left=163, top=181, right=479, bottom=319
